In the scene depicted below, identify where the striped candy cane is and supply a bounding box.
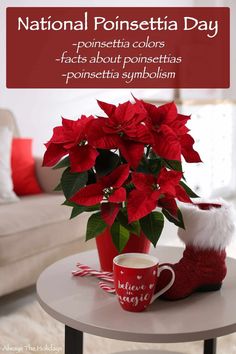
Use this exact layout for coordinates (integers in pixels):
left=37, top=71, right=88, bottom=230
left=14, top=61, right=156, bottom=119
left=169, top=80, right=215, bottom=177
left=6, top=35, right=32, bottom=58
left=99, top=281, right=116, bottom=294
left=72, top=263, right=114, bottom=283
left=76, top=263, right=113, bottom=277
left=72, top=269, right=91, bottom=277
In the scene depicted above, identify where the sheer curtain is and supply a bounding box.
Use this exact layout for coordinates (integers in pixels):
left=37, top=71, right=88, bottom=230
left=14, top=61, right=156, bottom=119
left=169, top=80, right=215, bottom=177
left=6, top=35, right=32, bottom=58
left=180, top=101, right=236, bottom=199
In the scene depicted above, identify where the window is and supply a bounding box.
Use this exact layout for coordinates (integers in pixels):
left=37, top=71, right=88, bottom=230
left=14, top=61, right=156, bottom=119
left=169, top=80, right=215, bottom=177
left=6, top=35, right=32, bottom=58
left=180, top=102, right=235, bottom=198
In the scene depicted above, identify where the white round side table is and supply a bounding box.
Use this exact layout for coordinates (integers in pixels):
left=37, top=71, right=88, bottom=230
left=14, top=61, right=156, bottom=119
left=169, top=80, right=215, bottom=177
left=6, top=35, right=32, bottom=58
left=37, top=246, right=236, bottom=354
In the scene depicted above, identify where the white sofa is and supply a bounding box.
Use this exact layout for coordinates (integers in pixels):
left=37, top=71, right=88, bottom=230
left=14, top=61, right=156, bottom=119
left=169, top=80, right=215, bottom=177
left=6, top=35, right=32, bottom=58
left=0, top=109, right=94, bottom=297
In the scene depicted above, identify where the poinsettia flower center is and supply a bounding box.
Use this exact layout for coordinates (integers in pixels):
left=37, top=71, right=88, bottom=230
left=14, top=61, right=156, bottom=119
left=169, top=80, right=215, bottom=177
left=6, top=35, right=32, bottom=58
left=152, top=183, right=160, bottom=191
left=103, top=187, right=114, bottom=198
left=113, top=124, right=125, bottom=136
left=78, top=140, right=88, bottom=146
left=153, top=124, right=160, bottom=132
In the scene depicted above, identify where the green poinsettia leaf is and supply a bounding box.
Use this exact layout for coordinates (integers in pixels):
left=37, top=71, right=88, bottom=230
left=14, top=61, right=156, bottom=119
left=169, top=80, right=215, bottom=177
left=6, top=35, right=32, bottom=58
left=163, top=159, right=183, bottom=172
left=125, top=182, right=135, bottom=193
left=140, top=211, right=164, bottom=247
left=95, top=150, right=120, bottom=177
left=148, top=158, right=163, bottom=175
left=87, top=169, right=96, bottom=184
left=180, top=181, right=199, bottom=198
left=86, top=212, right=107, bottom=241
left=54, top=182, right=62, bottom=191
left=61, top=168, right=88, bottom=199
left=129, top=220, right=141, bottom=236
left=70, top=205, right=87, bottom=219
left=85, top=205, right=101, bottom=212
left=110, top=221, right=130, bottom=253
left=53, top=156, right=70, bottom=169
left=62, top=200, right=77, bottom=207
left=162, top=208, right=185, bottom=229
left=63, top=199, right=100, bottom=212
left=136, top=156, right=150, bottom=174
left=117, top=209, right=140, bottom=236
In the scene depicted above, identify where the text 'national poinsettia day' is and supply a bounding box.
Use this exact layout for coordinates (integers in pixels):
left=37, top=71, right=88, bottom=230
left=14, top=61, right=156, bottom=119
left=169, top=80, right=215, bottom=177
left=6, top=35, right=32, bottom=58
left=17, top=12, right=219, bottom=39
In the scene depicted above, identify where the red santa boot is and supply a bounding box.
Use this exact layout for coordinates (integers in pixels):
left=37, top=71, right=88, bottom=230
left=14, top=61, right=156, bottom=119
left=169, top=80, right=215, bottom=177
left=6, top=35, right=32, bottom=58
left=156, top=199, right=235, bottom=300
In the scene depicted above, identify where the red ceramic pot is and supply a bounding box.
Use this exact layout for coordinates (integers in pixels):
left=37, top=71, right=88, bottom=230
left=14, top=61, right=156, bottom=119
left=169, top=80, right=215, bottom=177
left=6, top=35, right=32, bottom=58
left=96, top=228, right=151, bottom=272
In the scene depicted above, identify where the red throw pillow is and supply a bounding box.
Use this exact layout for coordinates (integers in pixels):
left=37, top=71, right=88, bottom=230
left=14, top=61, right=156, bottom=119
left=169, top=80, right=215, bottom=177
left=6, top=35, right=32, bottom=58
left=11, top=138, right=42, bottom=196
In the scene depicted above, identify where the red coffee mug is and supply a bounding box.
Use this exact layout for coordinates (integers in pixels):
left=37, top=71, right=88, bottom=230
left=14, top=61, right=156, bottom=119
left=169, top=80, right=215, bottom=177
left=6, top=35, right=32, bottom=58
left=113, top=253, right=175, bottom=312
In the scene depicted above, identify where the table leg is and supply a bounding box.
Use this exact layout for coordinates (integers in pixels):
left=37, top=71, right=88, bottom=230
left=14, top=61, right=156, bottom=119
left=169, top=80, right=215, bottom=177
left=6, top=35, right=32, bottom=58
left=65, top=325, right=83, bottom=354
left=203, top=338, right=217, bottom=354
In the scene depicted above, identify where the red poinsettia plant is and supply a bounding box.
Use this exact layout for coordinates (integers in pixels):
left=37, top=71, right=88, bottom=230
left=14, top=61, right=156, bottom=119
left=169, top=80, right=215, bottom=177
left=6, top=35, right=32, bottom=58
left=43, top=97, right=201, bottom=252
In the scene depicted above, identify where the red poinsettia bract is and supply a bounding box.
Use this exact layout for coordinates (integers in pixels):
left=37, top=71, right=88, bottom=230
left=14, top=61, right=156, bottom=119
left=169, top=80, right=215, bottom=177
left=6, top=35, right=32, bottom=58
left=71, top=164, right=130, bottom=224
left=127, top=168, right=191, bottom=222
left=135, top=98, right=202, bottom=163
left=88, top=100, right=150, bottom=168
left=43, top=115, right=98, bottom=173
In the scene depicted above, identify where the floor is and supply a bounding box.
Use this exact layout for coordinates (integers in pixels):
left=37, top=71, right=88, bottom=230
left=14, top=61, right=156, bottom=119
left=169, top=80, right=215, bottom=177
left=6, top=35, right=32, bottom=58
left=0, top=285, right=36, bottom=316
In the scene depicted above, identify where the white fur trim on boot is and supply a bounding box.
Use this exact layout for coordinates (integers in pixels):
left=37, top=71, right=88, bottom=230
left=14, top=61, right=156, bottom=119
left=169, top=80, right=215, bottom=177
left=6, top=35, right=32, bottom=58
left=178, top=198, right=236, bottom=250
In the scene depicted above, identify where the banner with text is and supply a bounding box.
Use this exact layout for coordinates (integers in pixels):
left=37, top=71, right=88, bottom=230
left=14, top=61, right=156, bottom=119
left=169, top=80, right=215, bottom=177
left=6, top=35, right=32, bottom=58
left=6, top=7, right=230, bottom=88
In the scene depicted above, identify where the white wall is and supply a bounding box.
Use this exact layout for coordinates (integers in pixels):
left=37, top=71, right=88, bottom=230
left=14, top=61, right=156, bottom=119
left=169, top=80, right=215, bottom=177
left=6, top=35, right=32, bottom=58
left=1, top=0, right=234, bottom=155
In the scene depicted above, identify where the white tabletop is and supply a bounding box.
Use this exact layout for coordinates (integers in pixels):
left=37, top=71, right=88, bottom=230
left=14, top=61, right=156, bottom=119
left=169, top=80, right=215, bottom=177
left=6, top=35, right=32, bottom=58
left=37, top=246, right=236, bottom=343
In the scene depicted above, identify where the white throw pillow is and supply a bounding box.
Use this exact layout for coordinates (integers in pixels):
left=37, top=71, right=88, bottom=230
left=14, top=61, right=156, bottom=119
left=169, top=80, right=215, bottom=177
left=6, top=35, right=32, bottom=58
left=0, top=126, right=19, bottom=203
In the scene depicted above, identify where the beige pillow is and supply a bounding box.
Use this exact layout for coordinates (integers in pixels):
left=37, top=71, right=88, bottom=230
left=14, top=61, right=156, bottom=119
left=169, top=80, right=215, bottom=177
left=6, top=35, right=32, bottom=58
left=0, top=126, right=19, bottom=203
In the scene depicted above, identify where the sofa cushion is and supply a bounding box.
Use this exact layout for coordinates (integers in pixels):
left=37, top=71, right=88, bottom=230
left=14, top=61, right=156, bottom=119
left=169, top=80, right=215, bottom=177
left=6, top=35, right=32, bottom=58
left=0, top=194, right=91, bottom=266
left=11, top=138, right=43, bottom=196
left=0, top=238, right=95, bottom=297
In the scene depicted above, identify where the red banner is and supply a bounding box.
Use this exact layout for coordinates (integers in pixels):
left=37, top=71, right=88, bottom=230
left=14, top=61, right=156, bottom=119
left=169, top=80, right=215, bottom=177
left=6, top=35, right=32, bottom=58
left=6, top=7, right=230, bottom=88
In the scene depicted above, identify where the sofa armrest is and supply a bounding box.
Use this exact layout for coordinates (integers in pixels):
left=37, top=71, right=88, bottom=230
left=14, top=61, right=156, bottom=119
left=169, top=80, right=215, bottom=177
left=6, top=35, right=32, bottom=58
left=35, top=157, right=62, bottom=193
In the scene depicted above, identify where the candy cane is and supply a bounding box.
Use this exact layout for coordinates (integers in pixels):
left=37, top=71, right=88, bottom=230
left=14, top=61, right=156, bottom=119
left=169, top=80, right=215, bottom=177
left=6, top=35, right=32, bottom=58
left=72, top=264, right=114, bottom=283
left=71, top=269, right=90, bottom=277
left=72, top=263, right=116, bottom=294
left=76, top=263, right=113, bottom=276
left=99, top=281, right=116, bottom=294
left=72, top=270, right=114, bottom=283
